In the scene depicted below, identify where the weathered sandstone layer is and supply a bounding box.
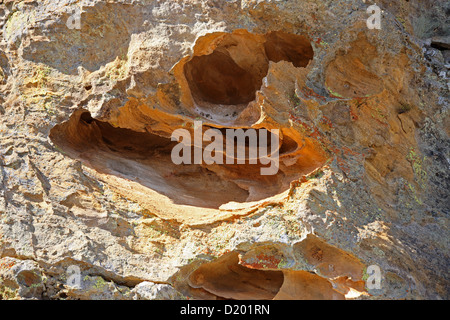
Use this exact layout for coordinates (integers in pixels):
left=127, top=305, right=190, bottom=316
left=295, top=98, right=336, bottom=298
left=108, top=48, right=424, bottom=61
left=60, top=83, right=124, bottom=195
left=0, top=0, right=448, bottom=300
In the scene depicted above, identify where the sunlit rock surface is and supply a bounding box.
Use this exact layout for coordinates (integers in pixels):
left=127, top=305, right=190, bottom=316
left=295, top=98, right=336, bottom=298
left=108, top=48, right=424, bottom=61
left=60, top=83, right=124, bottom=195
left=0, top=0, right=448, bottom=300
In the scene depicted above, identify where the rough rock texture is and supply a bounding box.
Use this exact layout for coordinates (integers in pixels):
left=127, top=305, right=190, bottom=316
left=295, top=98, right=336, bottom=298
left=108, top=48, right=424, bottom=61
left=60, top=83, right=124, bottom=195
left=0, top=0, right=448, bottom=300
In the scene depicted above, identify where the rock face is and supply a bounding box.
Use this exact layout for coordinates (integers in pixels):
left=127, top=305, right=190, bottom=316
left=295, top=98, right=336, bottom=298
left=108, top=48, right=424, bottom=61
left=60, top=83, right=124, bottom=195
left=0, top=0, right=448, bottom=300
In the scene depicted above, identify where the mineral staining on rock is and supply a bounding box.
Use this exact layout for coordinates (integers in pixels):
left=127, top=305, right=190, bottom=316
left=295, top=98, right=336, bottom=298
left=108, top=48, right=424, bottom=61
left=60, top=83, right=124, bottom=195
left=0, top=0, right=448, bottom=300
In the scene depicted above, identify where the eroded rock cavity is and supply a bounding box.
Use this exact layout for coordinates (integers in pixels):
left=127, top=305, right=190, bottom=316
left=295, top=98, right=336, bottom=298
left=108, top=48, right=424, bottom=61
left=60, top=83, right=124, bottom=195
left=50, top=30, right=327, bottom=224
left=184, top=31, right=313, bottom=106
left=180, top=30, right=314, bottom=123
left=181, top=235, right=368, bottom=300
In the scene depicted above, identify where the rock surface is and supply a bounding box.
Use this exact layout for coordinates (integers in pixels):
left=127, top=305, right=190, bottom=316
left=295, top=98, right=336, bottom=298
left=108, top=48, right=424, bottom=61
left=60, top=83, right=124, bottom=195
left=0, top=0, right=448, bottom=300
